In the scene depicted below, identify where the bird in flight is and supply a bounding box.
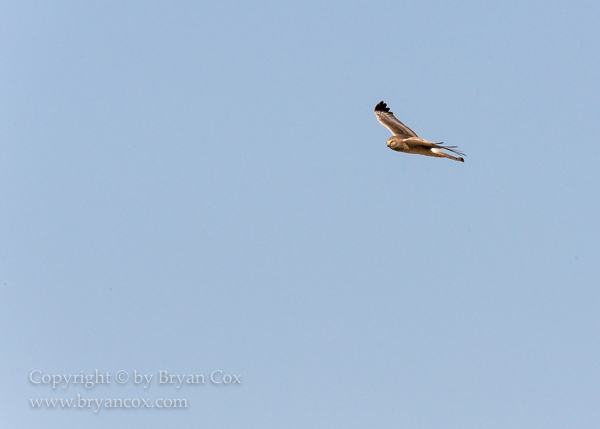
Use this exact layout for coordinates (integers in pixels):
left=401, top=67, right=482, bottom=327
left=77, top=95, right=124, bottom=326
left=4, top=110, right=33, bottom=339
left=374, top=101, right=465, bottom=162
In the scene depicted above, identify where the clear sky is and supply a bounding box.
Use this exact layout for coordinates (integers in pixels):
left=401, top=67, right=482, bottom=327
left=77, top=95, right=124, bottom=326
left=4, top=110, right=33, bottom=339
left=2, top=1, right=599, bottom=428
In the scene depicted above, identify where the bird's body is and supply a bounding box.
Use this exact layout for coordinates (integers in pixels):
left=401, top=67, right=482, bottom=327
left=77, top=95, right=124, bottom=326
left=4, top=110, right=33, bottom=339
left=374, top=101, right=465, bottom=162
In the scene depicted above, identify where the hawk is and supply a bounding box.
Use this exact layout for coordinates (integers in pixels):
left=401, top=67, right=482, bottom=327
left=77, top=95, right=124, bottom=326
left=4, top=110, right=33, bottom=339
left=374, top=101, right=465, bottom=162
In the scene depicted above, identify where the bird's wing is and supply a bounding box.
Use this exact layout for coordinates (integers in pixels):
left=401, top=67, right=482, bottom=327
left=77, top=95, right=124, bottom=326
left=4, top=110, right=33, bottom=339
left=374, top=101, right=418, bottom=137
left=403, top=137, right=466, bottom=157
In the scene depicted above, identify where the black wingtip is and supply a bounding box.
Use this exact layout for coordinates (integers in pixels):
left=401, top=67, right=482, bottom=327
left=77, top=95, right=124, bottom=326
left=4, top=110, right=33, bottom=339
left=459, top=157, right=465, bottom=162
left=374, top=101, right=391, bottom=113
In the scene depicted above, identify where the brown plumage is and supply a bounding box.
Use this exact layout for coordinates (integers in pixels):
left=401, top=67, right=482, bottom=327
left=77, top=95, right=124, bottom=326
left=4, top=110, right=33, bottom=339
left=374, top=101, right=465, bottom=162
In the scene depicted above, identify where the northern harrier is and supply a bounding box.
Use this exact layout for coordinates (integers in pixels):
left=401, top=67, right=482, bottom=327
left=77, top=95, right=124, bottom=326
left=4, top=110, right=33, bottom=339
left=374, top=101, right=465, bottom=162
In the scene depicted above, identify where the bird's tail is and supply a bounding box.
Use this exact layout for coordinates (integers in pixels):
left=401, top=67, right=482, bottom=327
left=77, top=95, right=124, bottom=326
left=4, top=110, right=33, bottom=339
left=434, top=142, right=466, bottom=157
left=431, top=148, right=465, bottom=162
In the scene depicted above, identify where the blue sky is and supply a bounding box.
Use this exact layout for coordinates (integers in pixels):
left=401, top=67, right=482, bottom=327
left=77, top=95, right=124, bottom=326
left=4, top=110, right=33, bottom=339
left=2, top=1, right=599, bottom=428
